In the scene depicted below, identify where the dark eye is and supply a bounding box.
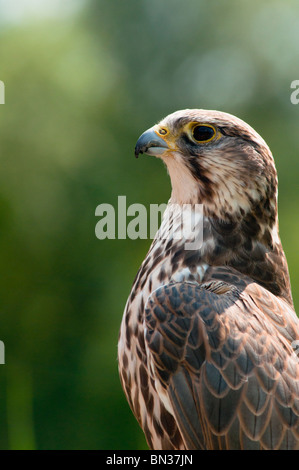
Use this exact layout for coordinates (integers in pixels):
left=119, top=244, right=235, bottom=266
left=192, top=125, right=216, bottom=143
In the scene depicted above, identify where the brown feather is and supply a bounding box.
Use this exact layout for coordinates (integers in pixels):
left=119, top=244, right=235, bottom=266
left=118, top=109, right=299, bottom=449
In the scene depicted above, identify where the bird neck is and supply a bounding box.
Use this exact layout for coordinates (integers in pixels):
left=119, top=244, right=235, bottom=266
left=163, top=155, right=201, bottom=205
left=158, top=203, right=293, bottom=307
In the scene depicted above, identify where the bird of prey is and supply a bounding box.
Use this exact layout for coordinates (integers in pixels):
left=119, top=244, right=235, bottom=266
left=118, top=109, right=299, bottom=450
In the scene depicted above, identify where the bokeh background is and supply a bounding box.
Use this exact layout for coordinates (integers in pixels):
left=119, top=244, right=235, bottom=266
left=0, top=0, right=299, bottom=450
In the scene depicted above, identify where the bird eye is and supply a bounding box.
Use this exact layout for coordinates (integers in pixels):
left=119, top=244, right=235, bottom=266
left=158, top=128, right=168, bottom=136
left=192, top=125, right=216, bottom=143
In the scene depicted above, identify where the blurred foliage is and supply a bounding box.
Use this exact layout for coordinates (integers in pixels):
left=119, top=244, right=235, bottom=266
left=0, top=0, right=298, bottom=450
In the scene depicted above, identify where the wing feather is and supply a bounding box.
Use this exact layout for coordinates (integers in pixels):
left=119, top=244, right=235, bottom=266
left=144, top=272, right=299, bottom=449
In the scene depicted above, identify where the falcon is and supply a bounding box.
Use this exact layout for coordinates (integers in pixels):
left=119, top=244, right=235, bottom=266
left=118, top=109, right=299, bottom=450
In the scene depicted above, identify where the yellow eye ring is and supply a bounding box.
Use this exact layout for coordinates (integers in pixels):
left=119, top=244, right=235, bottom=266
left=191, top=124, right=216, bottom=143
left=158, top=127, right=168, bottom=136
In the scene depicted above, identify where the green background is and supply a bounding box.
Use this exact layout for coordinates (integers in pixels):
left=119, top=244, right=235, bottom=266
left=0, top=0, right=298, bottom=450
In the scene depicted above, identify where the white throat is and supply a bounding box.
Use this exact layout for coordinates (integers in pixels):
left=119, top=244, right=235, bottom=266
left=162, top=153, right=199, bottom=205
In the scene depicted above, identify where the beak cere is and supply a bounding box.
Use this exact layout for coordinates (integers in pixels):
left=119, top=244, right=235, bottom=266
left=135, top=127, right=170, bottom=158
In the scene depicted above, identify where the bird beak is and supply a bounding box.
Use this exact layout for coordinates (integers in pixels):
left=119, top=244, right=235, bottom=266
left=135, top=127, right=170, bottom=158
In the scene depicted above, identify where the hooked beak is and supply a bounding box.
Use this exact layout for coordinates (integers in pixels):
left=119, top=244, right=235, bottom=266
left=134, top=127, right=170, bottom=158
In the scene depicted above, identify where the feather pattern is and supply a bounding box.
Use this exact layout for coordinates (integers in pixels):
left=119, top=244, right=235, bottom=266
left=118, top=109, right=299, bottom=449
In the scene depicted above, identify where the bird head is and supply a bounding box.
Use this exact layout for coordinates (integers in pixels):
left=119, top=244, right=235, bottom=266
left=135, top=109, right=278, bottom=227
